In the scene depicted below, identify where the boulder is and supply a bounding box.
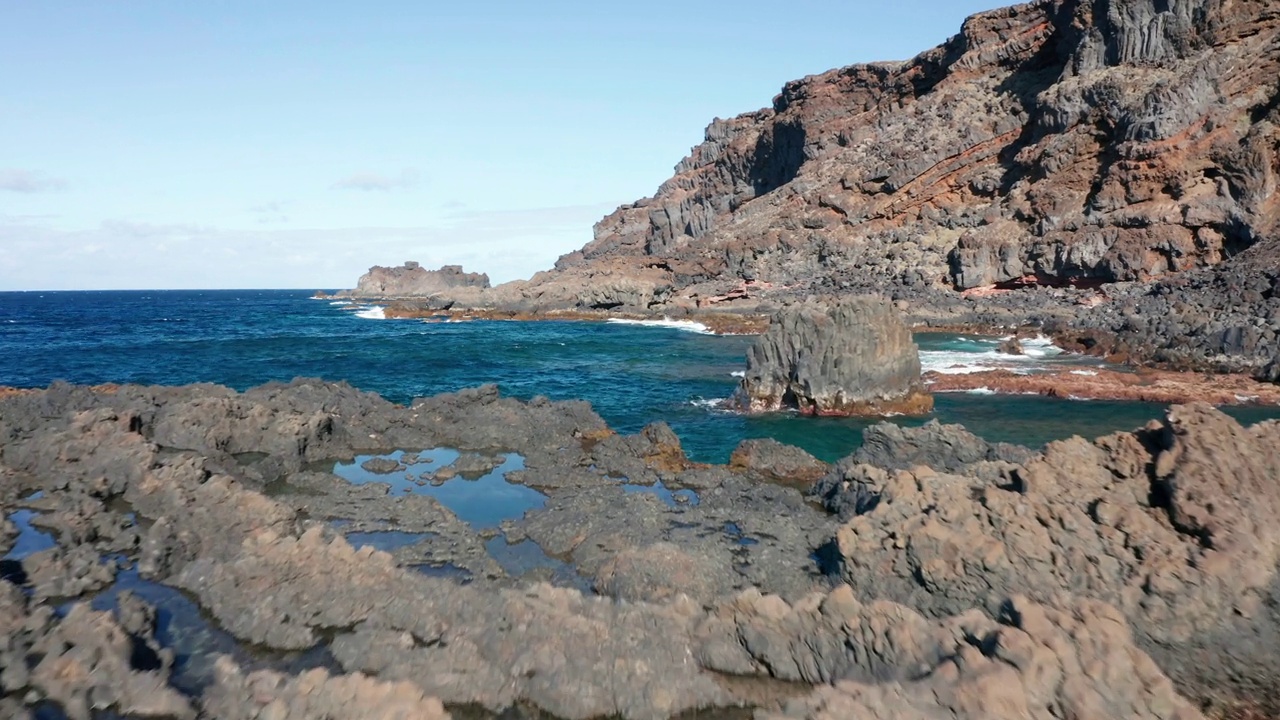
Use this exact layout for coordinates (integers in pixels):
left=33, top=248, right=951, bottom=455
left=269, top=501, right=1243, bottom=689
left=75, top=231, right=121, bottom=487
left=733, top=297, right=932, bottom=416
left=729, top=438, right=829, bottom=486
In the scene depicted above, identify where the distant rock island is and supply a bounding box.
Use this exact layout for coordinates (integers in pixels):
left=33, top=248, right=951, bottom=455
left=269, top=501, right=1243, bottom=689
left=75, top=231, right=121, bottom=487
left=344, top=262, right=490, bottom=298
left=344, top=0, right=1279, bottom=385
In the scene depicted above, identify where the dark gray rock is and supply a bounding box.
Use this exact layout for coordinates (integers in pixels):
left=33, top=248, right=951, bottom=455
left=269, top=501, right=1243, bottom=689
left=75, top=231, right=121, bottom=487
left=852, top=419, right=1034, bottom=473
left=359, top=457, right=403, bottom=475
left=349, top=262, right=490, bottom=298
left=734, top=297, right=933, bottom=416
left=728, top=438, right=828, bottom=487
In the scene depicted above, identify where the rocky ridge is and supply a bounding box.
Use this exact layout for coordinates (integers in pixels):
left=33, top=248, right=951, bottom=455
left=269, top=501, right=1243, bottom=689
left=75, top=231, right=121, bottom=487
left=0, top=379, right=1278, bottom=717
left=352, top=0, right=1280, bottom=379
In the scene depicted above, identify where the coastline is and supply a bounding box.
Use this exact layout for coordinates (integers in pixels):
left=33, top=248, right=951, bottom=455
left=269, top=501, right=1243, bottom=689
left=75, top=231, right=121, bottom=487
left=925, top=367, right=1280, bottom=407
left=334, top=297, right=1280, bottom=409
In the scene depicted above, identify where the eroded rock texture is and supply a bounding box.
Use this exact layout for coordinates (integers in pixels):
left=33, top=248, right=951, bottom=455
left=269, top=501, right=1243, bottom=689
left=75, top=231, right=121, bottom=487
left=824, top=402, right=1280, bottom=711
left=734, top=297, right=932, bottom=416
left=0, top=379, right=1274, bottom=717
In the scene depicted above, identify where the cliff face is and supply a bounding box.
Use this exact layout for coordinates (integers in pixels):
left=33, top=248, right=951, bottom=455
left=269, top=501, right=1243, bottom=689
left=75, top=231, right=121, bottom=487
left=545, top=0, right=1279, bottom=299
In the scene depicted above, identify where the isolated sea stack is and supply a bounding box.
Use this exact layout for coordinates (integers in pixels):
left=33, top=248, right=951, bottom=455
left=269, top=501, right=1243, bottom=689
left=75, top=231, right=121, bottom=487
left=734, top=296, right=932, bottom=416
left=347, top=262, right=490, bottom=298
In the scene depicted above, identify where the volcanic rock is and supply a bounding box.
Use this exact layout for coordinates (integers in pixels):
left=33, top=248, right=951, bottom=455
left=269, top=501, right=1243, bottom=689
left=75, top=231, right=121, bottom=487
left=0, top=379, right=1267, bottom=716
left=729, top=438, right=829, bottom=486
left=348, top=262, right=489, bottom=298
left=734, top=297, right=932, bottom=416
left=851, top=419, right=1035, bottom=473
left=827, top=402, right=1280, bottom=710
left=411, top=0, right=1280, bottom=376
left=202, top=656, right=449, bottom=720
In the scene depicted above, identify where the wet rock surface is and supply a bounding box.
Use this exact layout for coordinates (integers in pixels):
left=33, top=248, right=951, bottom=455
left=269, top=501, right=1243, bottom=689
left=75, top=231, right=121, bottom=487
left=0, top=378, right=1275, bottom=717
left=734, top=297, right=933, bottom=416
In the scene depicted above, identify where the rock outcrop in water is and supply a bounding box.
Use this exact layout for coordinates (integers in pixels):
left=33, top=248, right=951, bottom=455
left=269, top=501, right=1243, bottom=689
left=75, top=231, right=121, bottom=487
left=734, top=297, right=932, bottom=416
left=347, top=262, right=490, bottom=298
left=1, top=379, right=1277, bottom=717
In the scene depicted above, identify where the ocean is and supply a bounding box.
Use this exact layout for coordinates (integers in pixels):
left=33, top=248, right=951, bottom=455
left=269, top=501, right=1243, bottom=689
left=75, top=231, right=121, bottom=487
left=2, top=289, right=1277, bottom=463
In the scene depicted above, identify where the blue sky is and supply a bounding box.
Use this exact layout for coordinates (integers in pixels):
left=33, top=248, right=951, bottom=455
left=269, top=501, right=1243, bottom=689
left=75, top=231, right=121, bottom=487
left=1, top=0, right=998, bottom=290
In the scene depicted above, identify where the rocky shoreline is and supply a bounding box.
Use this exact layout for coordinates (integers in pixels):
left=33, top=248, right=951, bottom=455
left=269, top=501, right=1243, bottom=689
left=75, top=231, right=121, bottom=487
left=926, top=366, right=1280, bottom=407
left=1, top=379, right=1278, bottom=718
left=329, top=296, right=1280, bottom=410
left=330, top=0, right=1280, bottom=387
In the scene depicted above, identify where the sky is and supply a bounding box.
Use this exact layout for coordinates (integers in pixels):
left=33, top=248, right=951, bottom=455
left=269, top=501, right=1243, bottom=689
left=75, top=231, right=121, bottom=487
left=1, top=0, right=999, bottom=290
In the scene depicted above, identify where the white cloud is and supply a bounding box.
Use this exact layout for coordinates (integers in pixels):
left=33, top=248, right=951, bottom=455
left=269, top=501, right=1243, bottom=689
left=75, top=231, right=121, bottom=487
left=332, top=168, right=420, bottom=192
left=0, top=168, right=67, bottom=193
left=248, top=200, right=290, bottom=224
left=0, top=202, right=621, bottom=290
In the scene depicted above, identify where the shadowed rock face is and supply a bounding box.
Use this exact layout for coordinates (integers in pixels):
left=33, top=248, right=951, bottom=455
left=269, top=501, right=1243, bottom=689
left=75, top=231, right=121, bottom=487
left=734, top=297, right=932, bottom=416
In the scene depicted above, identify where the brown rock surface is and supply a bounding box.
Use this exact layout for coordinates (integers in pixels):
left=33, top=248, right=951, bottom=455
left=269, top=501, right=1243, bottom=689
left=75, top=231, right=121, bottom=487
left=758, top=594, right=1205, bottom=720
left=202, top=657, right=450, bottom=720
left=827, top=401, right=1280, bottom=710
left=926, top=366, right=1280, bottom=405
left=1, top=379, right=1270, bottom=717
left=729, top=438, right=829, bottom=486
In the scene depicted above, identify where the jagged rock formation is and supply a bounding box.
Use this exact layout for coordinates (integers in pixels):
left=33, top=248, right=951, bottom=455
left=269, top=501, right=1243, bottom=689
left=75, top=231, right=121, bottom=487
left=701, top=589, right=1206, bottom=720
left=346, top=262, right=489, bottom=298
left=2, top=379, right=1277, bottom=716
left=820, top=402, right=1280, bottom=712
left=562, top=0, right=1280, bottom=290
left=409, top=0, right=1279, bottom=375
left=734, top=297, right=933, bottom=416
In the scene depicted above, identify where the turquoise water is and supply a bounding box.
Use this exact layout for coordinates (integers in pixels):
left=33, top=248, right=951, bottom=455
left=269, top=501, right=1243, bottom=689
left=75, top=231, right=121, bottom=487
left=1, top=290, right=1275, bottom=463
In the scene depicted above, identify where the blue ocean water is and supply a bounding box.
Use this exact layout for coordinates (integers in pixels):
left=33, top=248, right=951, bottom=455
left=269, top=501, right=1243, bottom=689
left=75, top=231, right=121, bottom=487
left=1, top=289, right=1276, bottom=464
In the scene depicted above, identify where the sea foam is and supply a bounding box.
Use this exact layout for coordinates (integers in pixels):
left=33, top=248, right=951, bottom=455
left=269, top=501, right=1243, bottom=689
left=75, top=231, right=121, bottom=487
left=355, top=306, right=386, bottom=320
left=605, top=318, right=713, bottom=335
left=919, top=334, right=1064, bottom=375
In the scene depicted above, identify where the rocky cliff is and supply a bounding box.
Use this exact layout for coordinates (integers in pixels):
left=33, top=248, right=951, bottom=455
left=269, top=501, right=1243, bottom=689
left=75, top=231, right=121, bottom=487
left=566, top=0, right=1279, bottom=290
left=484, top=0, right=1280, bottom=375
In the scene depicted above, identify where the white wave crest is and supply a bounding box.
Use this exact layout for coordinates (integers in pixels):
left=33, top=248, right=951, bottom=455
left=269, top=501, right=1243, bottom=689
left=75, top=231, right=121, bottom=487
left=920, top=335, right=1068, bottom=375
left=1017, top=334, right=1064, bottom=358
left=919, top=351, right=1033, bottom=375
left=354, top=306, right=386, bottom=320
left=730, top=370, right=745, bottom=378
left=689, top=397, right=731, bottom=411
left=605, top=317, right=712, bottom=335
left=1069, top=370, right=1099, bottom=376
left=966, top=387, right=997, bottom=395
left=329, top=300, right=353, bottom=306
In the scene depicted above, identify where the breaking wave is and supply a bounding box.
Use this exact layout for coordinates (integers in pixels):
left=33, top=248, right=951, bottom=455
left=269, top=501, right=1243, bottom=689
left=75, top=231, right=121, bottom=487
left=605, top=318, right=713, bottom=335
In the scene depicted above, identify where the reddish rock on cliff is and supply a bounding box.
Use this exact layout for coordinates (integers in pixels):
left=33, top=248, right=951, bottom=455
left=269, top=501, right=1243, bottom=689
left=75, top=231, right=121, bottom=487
left=560, top=0, right=1278, bottom=296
